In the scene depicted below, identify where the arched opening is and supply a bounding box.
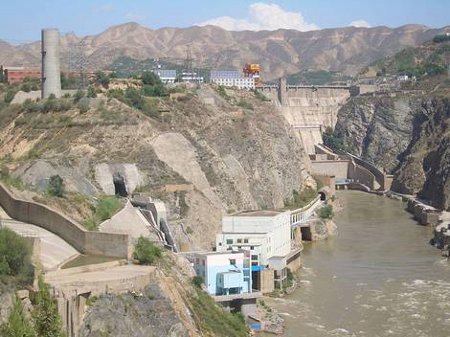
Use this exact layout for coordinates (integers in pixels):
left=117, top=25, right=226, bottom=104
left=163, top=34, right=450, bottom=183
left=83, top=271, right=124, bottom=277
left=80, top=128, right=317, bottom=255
left=319, top=191, right=326, bottom=201
left=113, top=173, right=128, bottom=197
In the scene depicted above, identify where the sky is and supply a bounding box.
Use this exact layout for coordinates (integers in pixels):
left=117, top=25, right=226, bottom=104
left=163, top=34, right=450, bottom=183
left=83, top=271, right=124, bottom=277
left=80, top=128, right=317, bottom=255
left=1, top=0, right=449, bottom=43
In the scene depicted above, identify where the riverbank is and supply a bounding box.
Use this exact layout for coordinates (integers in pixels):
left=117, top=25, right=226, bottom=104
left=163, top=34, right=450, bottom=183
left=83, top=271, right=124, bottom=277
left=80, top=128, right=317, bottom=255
left=262, top=191, right=450, bottom=337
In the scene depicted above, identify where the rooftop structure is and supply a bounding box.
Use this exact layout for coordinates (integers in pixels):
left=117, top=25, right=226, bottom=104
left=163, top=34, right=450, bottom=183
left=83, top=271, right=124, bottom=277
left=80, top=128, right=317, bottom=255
left=153, top=69, right=177, bottom=84
left=210, top=69, right=255, bottom=90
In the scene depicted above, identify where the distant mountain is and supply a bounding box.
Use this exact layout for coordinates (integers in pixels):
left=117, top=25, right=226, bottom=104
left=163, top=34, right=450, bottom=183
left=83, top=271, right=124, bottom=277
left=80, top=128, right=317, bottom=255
left=1, top=23, right=450, bottom=80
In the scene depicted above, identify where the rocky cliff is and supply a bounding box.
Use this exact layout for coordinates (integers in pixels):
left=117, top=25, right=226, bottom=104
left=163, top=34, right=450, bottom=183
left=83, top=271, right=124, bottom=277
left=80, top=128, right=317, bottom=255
left=335, top=94, right=450, bottom=210
left=0, top=86, right=311, bottom=250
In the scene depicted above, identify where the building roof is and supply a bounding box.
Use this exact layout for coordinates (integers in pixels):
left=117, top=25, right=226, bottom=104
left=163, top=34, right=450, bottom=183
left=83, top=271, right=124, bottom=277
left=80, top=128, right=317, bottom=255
left=233, top=210, right=284, bottom=217
left=153, top=69, right=177, bottom=78
left=210, top=70, right=243, bottom=79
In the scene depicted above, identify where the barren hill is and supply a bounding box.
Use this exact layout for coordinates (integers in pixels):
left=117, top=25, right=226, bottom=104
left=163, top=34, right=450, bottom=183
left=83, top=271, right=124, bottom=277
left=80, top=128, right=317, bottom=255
left=2, top=23, right=450, bottom=79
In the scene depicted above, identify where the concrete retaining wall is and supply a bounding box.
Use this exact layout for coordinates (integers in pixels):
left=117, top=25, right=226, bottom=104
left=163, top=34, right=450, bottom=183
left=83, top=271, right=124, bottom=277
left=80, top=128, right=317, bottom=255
left=0, top=183, right=131, bottom=258
left=311, top=160, right=350, bottom=179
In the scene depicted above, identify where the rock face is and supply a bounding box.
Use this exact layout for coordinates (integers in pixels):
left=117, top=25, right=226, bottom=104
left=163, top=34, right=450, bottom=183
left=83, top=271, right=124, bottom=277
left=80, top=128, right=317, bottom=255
left=79, top=284, right=188, bottom=337
left=334, top=95, right=418, bottom=172
left=0, top=87, right=310, bottom=249
left=335, top=95, right=450, bottom=210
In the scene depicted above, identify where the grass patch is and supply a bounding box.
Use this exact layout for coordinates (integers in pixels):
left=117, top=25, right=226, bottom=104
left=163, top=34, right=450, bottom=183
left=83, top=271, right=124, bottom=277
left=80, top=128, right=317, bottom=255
left=133, top=236, right=162, bottom=265
left=253, top=90, right=270, bottom=102
left=318, top=205, right=333, bottom=219
left=236, top=99, right=253, bottom=110
left=189, top=287, right=249, bottom=337
left=82, top=196, right=121, bottom=230
left=284, top=188, right=318, bottom=210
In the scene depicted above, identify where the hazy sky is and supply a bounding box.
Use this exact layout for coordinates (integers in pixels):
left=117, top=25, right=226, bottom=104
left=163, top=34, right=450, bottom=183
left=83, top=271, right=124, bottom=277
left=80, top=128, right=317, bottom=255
left=1, top=0, right=449, bottom=43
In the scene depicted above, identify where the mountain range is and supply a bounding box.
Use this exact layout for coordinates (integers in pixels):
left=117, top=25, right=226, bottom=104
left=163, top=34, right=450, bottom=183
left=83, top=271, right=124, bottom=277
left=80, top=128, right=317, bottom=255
left=1, top=22, right=450, bottom=79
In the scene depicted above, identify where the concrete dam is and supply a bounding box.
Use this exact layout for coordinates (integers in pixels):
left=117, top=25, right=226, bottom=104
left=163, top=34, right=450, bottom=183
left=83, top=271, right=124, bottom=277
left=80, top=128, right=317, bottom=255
left=259, top=79, right=351, bottom=154
left=258, top=80, right=392, bottom=192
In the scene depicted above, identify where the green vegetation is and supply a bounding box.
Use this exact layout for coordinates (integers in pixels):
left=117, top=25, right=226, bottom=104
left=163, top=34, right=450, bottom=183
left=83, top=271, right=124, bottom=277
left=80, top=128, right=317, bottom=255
left=433, top=34, right=450, bottom=43
left=189, top=287, right=248, bottom=337
left=318, top=205, right=333, bottom=219
left=47, top=175, right=65, bottom=197
left=0, top=169, right=25, bottom=190
left=322, top=127, right=348, bottom=152
left=0, top=228, right=34, bottom=285
left=82, top=196, right=121, bottom=230
left=281, top=268, right=295, bottom=289
left=77, top=97, right=90, bottom=113
left=0, top=296, right=36, bottom=337
left=133, top=236, right=162, bottom=265
left=192, top=275, right=203, bottom=288
left=32, top=277, right=65, bottom=337
left=253, top=89, right=270, bottom=102
left=287, top=70, right=352, bottom=85
left=86, top=85, right=97, bottom=98
left=284, top=188, right=318, bottom=210
left=215, top=85, right=229, bottom=99
left=4, top=89, right=17, bottom=104
left=373, top=39, right=450, bottom=79
left=236, top=99, right=253, bottom=110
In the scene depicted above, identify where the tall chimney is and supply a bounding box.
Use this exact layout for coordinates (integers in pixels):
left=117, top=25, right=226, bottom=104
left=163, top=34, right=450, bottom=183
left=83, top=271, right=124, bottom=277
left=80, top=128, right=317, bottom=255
left=41, top=28, right=61, bottom=98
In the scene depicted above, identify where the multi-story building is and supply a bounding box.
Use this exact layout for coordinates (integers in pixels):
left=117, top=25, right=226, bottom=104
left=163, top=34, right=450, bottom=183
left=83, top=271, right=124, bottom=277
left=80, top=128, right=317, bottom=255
left=210, top=70, right=255, bottom=90
left=216, top=210, right=300, bottom=291
left=153, top=69, right=177, bottom=84
left=191, top=251, right=252, bottom=296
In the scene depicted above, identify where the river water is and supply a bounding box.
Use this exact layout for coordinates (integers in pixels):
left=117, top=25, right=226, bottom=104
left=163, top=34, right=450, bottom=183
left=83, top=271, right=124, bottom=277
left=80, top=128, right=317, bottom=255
left=267, top=191, right=450, bottom=337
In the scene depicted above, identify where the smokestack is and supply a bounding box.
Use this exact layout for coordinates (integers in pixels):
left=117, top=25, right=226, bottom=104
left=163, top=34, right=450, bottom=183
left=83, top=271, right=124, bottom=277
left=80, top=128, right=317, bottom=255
left=41, top=28, right=61, bottom=98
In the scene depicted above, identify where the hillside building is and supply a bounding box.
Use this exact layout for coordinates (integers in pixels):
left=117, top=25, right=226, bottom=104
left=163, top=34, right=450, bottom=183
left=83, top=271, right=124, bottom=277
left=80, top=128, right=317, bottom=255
left=216, top=210, right=301, bottom=291
left=210, top=70, right=255, bottom=90
left=191, top=251, right=252, bottom=296
left=3, top=66, right=41, bottom=84
left=152, top=69, right=177, bottom=84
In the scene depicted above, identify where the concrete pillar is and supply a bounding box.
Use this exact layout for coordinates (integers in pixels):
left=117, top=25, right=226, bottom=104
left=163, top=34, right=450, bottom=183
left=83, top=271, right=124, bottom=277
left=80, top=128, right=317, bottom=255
left=278, top=78, right=287, bottom=106
left=41, top=28, right=62, bottom=98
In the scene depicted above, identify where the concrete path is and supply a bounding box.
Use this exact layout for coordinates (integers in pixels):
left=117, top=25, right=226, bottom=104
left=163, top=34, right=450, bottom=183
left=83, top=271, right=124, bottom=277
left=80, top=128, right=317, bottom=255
left=45, top=264, right=156, bottom=295
left=0, top=206, right=79, bottom=271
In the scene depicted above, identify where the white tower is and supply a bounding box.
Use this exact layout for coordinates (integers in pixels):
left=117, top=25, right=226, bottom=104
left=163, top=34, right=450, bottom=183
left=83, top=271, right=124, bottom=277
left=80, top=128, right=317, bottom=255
left=41, top=28, right=61, bottom=98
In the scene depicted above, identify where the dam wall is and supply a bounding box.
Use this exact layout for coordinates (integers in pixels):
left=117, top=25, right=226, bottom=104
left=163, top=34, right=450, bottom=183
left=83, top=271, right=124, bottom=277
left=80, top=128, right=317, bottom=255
left=258, top=81, right=351, bottom=154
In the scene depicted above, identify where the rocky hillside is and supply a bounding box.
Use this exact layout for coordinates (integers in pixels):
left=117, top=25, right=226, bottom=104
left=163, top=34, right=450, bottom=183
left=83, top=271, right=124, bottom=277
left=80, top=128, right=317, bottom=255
left=335, top=93, right=450, bottom=210
left=0, top=85, right=311, bottom=250
left=2, top=23, right=450, bottom=79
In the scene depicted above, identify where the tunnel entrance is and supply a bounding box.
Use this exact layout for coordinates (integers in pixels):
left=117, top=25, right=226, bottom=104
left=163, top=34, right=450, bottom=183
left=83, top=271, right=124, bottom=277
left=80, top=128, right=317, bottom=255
left=301, top=226, right=312, bottom=241
left=319, top=192, right=326, bottom=201
left=113, top=173, right=128, bottom=197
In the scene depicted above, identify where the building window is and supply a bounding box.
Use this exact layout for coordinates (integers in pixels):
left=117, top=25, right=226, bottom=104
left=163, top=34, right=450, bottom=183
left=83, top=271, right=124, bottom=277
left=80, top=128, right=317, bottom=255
left=251, top=262, right=258, bottom=266
left=226, top=239, right=233, bottom=244
left=230, top=259, right=236, bottom=265
left=251, top=255, right=258, bottom=261
left=250, top=246, right=254, bottom=250
left=244, top=239, right=249, bottom=243
left=218, top=242, right=222, bottom=246
left=202, top=260, right=205, bottom=266
left=237, top=239, right=242, bottom=243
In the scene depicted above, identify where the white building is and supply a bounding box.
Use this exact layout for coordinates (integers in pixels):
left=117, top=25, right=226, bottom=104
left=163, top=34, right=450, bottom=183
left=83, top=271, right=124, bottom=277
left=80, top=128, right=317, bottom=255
left=191, top=251, right=252, bottom=296
left=153, top=69, right=177, bottom=84
left=180, top=72, right=204, bottom=83
left=216, top=210, right=298, bottom=290
left=210, top=70, right=255, bottom=90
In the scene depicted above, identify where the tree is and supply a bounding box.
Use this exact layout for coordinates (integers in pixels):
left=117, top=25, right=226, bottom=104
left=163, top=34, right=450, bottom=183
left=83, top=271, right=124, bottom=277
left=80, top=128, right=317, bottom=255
left=94, top=71, right=110, bottom=87
left=33, top=277, right=64, bottom=337
left=141, top=71, right=161, bottom=86
left=47, top=175, right=64, bottom=197
left=133, top=236, right=162, bottom=265
left=0, top=227, right=34, bottom=284
left=86, top=85, right=97, bottom=98
left=0, top=296, right=36, bottom=337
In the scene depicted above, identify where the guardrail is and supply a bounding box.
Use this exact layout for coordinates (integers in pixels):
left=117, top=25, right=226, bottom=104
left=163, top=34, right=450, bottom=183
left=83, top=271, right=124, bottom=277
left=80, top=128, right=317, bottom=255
left=290, top=195, right=323, bottom=226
